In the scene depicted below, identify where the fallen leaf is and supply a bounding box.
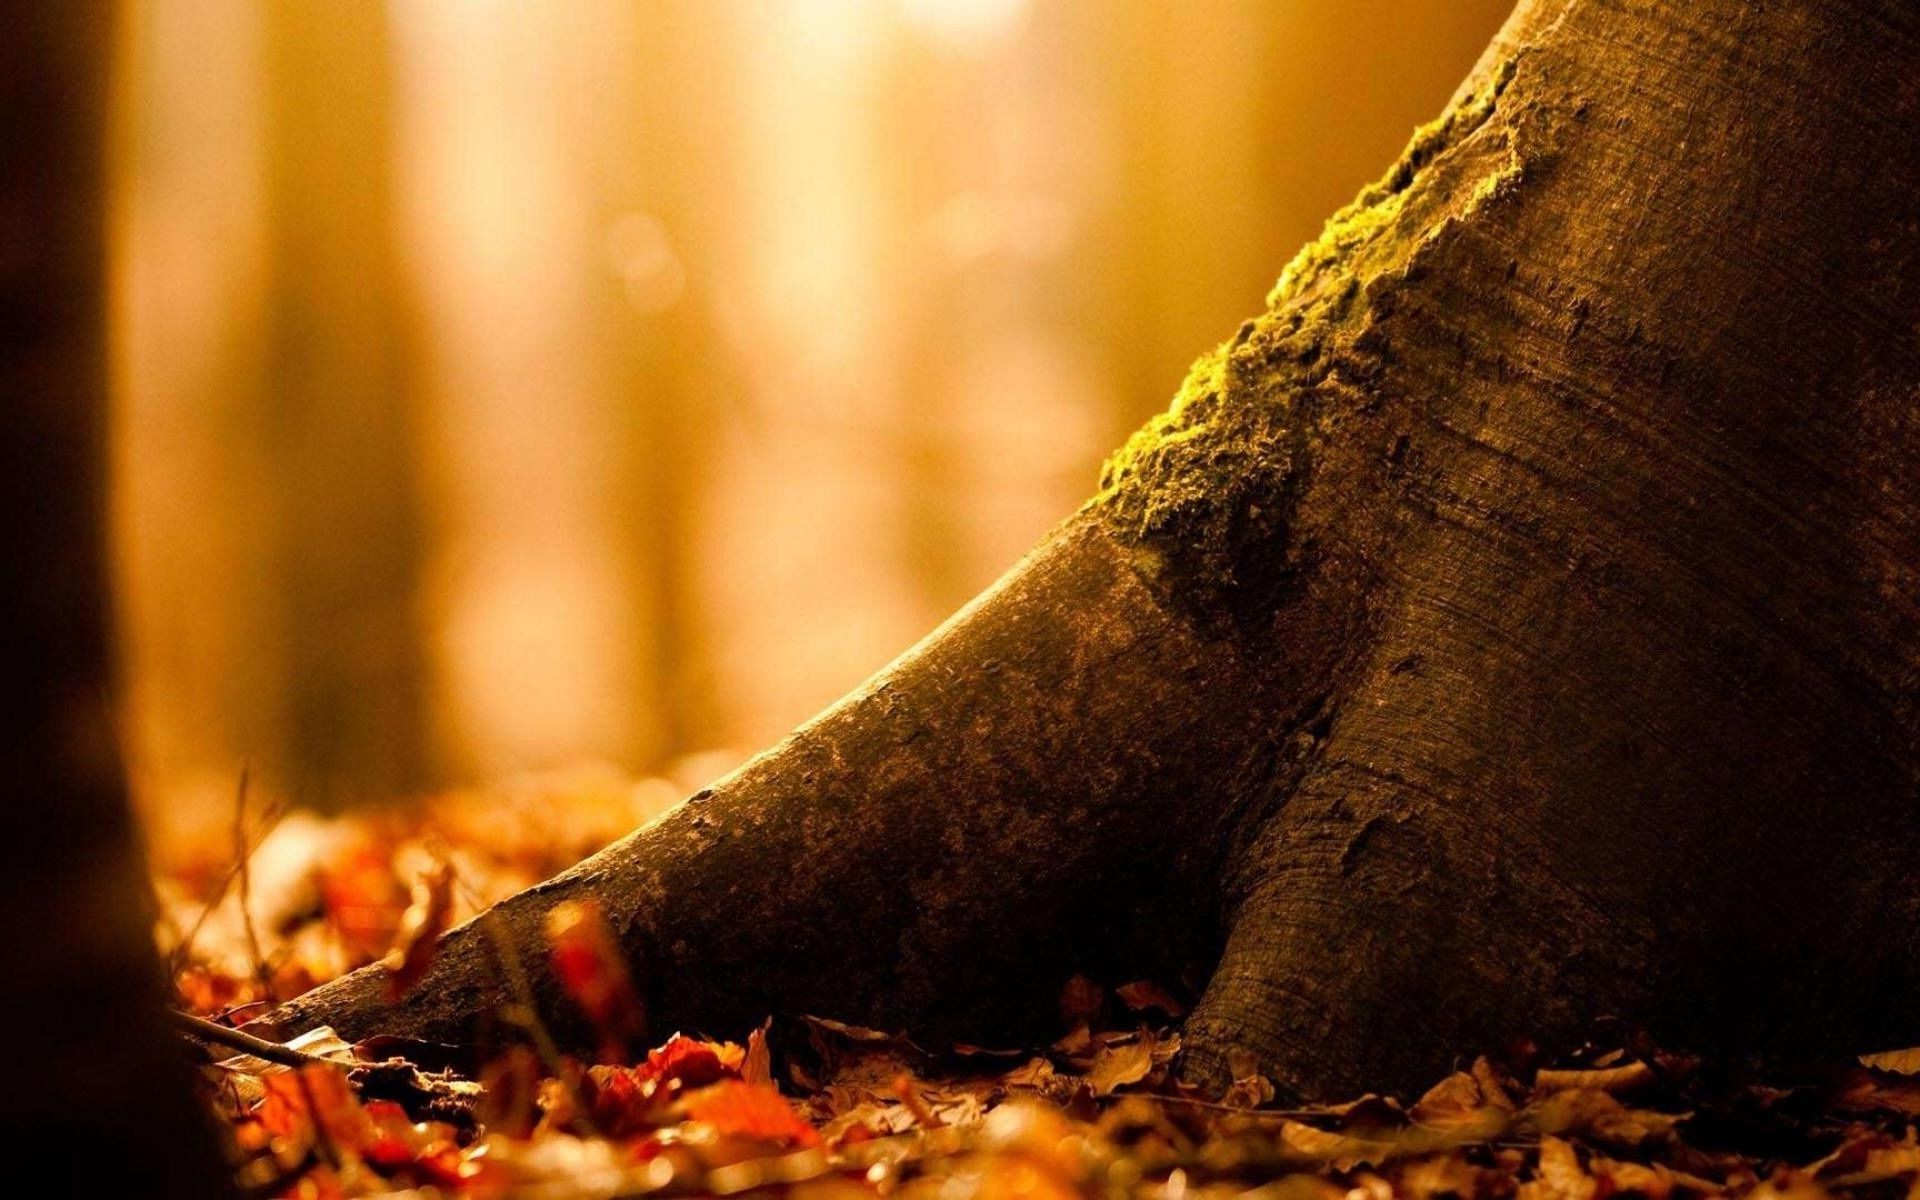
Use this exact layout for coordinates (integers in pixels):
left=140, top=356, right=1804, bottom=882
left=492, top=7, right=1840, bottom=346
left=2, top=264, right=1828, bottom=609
left=546, top=899, right=645, bottom=1063
left=683, top=1080, right=820, bottom=1146
left=635, top=1032, right=746, bottom=1090
left=1830, top=1065, right=1920, bottom=1115
left=1859, top=1046, right=1920, bottom=1074
left=1810, top=1130, right=1920, bottom=1185
left=1526, top=1087, right=1685, bottom=1148
left=259, top=1063, right=371, bottom=1150
left=380, top=860, right=454, bottom=999
left=1087, top=1033, right=1155, bottom=1096
left=744, top=1020, right=773, bottom=1086
left=1521, top=1135, right=1598, bottom=1200
left=804, top=1016, right=897, bottom=1043
left=1535, top=1061, right=1654, bottom=1094
left=319, top=839, right=409, bottom=961
left=1115, top=980, right=1186, bottom=1018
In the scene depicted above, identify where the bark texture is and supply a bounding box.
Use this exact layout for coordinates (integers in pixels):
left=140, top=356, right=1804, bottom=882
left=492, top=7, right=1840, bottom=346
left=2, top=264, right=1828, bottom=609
left=0, top=5, right=233, bottom=1192
left=268, top=0, right=1920, bottom=1100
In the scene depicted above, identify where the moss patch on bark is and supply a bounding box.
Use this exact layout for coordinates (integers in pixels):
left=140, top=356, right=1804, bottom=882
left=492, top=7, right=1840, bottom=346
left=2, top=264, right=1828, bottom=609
left=1092, top=58, right=1520, bottom=596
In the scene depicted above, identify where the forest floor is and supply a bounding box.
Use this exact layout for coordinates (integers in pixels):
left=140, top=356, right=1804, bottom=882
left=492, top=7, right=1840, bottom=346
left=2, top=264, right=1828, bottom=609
left=155, top=768, right=1920, bottom=1200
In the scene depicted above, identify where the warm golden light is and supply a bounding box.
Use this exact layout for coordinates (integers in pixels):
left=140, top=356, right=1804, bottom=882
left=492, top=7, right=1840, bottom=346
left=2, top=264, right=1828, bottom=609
left=109, top=0, right=1510, bottom=825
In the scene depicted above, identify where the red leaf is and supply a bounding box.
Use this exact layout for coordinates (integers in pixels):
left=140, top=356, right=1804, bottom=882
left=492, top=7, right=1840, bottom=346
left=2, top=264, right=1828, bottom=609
left=546, top=899, right=645, bottom=1062
left=319, top=841, right=408, bottom=962
left=584, top=1062, right=671, bottom=1137
left=636, top=1032, right=745, bottom=1090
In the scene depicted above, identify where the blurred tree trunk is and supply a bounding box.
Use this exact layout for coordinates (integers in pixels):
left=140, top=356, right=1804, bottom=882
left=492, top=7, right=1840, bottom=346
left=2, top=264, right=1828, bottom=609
left=274, top=0, right=1920, bottom=1102
left=0, top=5, right=230, bottom=1192
left=263, top=0, right=426, bottom=808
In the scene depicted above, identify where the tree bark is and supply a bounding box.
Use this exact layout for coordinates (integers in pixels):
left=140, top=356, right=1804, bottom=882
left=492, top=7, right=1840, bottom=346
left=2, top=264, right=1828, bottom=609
left=0, top=5, right=233, bottom=1192
left=266, top=0, right=1920, bottom=1101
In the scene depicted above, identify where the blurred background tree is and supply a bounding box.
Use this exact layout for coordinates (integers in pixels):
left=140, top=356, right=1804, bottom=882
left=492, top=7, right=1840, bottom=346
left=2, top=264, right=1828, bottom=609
left=110, top=0, right=1508, bottom=829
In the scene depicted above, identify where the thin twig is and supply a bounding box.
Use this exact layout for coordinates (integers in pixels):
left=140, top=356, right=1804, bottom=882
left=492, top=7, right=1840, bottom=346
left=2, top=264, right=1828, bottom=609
left=172, top=1009, right=328, bottom=1069
left=170, top=794, right=287, bottom=973
left=233, top=765, right=274, bottom=1006
left=232, top=767, right=340, bottom=1168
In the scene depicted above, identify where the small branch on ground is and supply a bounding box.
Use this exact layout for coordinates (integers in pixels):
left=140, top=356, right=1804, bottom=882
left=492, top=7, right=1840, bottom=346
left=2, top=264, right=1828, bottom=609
left=171, top=1009, right=328, bottom=1069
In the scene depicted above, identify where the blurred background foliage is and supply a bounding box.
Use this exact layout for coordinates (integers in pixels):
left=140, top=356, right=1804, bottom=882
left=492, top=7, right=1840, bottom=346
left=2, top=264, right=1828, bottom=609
left=109, top=0, right=1508, bottom=830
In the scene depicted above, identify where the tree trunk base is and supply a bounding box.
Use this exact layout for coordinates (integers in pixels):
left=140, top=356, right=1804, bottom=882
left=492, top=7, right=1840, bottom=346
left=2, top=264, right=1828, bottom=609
left=266, top=0, right=1920, bottom=1100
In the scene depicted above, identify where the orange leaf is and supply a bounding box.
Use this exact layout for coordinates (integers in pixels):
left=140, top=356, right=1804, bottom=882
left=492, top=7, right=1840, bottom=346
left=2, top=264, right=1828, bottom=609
left=683, top=1080, right=820, bottom=1146
left=258, top=1064, right=370, bottom=1149
left=743, top=1021, right=773, bottom=1086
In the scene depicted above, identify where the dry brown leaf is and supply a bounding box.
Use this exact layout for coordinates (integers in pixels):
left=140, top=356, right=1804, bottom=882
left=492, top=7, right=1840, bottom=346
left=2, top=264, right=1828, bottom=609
left=1410, top=1070, right=1485, bottom=1121
left=1471, top=1055, right=1517, bottom=1110
left=1398, top=1153, right=1492, bottom=1200
left=1275, top=1120, right=1402, bottom=1169
left=1002, top=1057, right=1058, bottom=1090
left=1521, top=1135, right=1598, bottom=1200
left=1859, top=1046, right=1920, bottom=1074
left=1115, top=980, right=1186, bottom=1018
left=1526, top=1087, right=1685, bottom=1148
left=1535, top=1061, right=1654, bottom=1094
left=1829, top=1066, right=1920, bottom=1115
left=1810, top=1130, right=1920, bottom=1185
left=804, top=1015, right=897, bottom=1043
left=1087, top=1038, right=1154, bottom=1097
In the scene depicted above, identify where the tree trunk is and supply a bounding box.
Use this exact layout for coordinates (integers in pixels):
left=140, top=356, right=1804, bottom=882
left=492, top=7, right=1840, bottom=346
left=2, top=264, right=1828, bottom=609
left=266, top=0, right=1920, bottom=1100
left=0, top=5, right=232, bottom=1192
left=263, top=0, right=429, bottom=809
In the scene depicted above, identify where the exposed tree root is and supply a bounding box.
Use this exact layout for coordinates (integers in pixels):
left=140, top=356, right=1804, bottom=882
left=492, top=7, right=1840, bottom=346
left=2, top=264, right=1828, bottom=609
left=264, top=0, right=1920, bottom=1100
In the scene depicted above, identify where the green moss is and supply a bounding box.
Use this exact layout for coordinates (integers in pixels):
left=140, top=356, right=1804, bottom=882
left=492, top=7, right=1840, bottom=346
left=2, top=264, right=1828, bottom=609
left=1092, top=57, right=1519, bottom=575
left=1269, top=56, right=1516, bottom=310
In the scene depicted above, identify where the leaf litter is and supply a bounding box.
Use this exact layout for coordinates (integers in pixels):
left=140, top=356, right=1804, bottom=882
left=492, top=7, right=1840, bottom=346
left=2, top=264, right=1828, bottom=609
left=153, top=771, right=1920, bottom=1199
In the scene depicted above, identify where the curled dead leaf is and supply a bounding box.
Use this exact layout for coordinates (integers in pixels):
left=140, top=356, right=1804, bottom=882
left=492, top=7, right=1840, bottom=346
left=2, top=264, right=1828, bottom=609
left=1535, top=1061, right=1654, bottom=1094
left=1858, top=1046, right=1920, bottom=1075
